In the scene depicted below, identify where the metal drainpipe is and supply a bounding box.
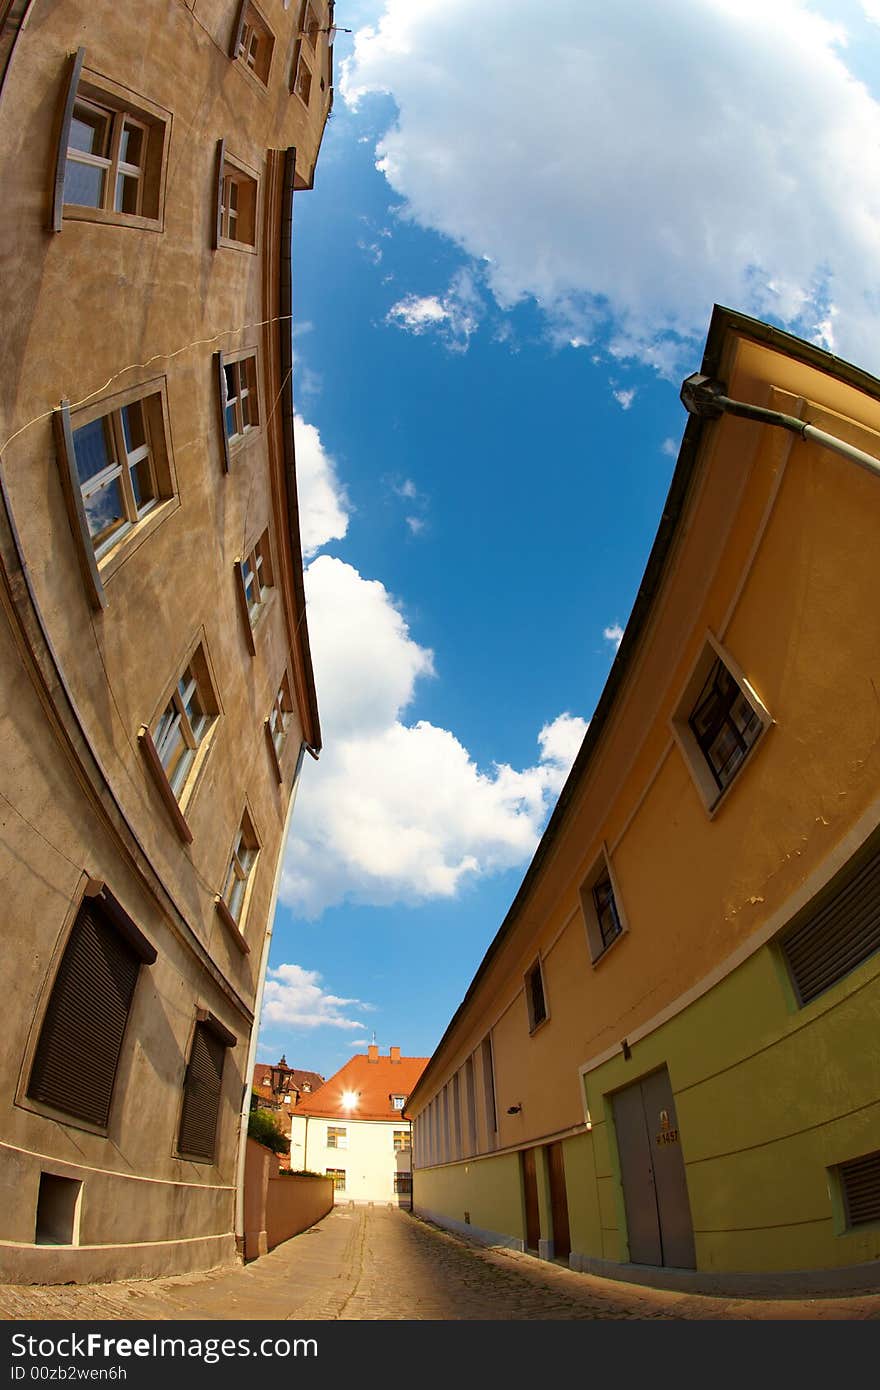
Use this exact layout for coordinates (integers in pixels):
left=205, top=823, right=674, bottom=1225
left=680, top=374, right=880, bottom=480
left=233, top=740, right=308, bottom=1258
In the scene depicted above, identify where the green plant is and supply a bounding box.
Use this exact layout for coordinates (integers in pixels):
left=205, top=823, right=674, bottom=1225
left=278, top=1168, right=323, bottom=1178
left=247, top=1108, right=288, bottom=1155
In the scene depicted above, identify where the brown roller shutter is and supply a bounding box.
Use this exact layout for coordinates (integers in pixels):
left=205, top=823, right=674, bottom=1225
left=28, top=899, right=143, bottom=1128
left=780, top=840, right=880, bottom=1005
left=839, top=1150, right=880, bottom=1228
left=177, top=1022, right=226, bottom=1160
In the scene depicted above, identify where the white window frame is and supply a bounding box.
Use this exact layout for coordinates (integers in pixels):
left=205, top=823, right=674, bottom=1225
left=524, top=956, right=549, bottom=1035
left=670, top=631, right=772, bottom=817
left=579, top=845, right=628, bottom=965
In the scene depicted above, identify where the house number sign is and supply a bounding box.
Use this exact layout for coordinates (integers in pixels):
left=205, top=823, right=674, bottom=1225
left=656, top=1108, right=680, bottom=1145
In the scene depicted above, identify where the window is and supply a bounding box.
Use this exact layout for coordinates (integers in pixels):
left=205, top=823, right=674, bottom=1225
left=393, top=1129, right=410, bottom=1152
left=54, top=383, right=177, bottom=609
left=214, top=142, right=259, bottom=250
left=26, top=888, right=156, bottom=1131
left=302, top=3, right=320, bottom=49
left=53, top=51, right=170, bottom=231
left=481, top=1035, right=497, bottom=1143
left=292, top=44, right=313, bottom=106
left=140, top=639, right=220, bottom=839
left=689, top=657, right=762, bottom=794
left=579, top=849, right=627, bottom=963
left=326, top=1126, right=348, bottom=1149
left=233, top=2, right=275, bottom=85
left=216, top=808, right=260, bottom=944
left=391, top=1094, right=406, bottom=1111
left=236, top=529, right=274, bottom=652
left=525, top=959, right=547, bottom=1033
left=836, top=1150, right=880, bottom=1229
left=266, top=671, right=295, bottom=782
left=326, top=1168, right=346, bottom=1191
left=177, top=1016, right=236, bottom=1162
left=779, top=832, right=880, bottom=1006
left=223, top=356, right=259, bottom=444
left=671, top=637, right=771, bottom=813
left=393, top=1172, right=412, bottom=1195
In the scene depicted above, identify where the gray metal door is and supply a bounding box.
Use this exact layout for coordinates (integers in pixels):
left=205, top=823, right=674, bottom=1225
left=611, top=1066, right=696, bottom=1269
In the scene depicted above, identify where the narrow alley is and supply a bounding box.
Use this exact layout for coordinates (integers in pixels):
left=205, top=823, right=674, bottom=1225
left=2, top=1208, right=879, bottom=1322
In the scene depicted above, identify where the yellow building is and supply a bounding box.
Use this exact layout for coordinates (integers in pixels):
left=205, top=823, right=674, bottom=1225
left=407, top=307, right=880, bottom=1292
left=0, top=1, right=333, bottom=1282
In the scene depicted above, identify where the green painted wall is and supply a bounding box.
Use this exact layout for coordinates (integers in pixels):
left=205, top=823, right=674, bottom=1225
left=584, top=945, right=880, bottom=1273
left=414, top=1151, right=524, bottom=1243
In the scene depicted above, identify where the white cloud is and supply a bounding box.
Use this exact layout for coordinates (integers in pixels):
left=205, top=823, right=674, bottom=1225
left=343, top=0, right=880, bottom=375
left=386, top=268, right=482, bottom=351
left=613, top=387, right=636, bottom=411
left=405, top=515, right=425, bottom=535
left=394, top=478, right=418, bottom=499
left=262, top=964, right=374, bottom=1030
left=603, top=623, right=624, bottom=650
left=281, top=557, right=588, bottom=916
left=661, top=437, right=678, bottom=457
left=861, top=1, right=880, bottom=24
left=294, top=415, right=350, bottom=558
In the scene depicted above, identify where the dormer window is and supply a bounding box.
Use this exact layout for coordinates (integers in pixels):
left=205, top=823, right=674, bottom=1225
left=391, top=1094, right=406, bottom=1111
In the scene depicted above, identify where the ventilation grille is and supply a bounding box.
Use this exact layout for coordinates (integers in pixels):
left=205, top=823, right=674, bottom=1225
left=178, top=1023, right=225, bottom=1161
left=28, top=901, right=141, bottom=1128
left=780, top=843, right=880, bottom=1005
left=839, top=1150, right=880, bottom=1228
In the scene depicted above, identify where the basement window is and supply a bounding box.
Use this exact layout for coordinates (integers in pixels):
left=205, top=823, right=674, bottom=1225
left=35, top=1174, right=82, bottom=1246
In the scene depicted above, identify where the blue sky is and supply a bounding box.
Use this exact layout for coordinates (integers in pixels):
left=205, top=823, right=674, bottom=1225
left=257, top=0, right=880, bottom=1078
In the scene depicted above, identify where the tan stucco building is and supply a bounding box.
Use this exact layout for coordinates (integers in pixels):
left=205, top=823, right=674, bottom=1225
left=0, top=0, right=333, bottom=1282
left=408, top=309, right=880, bottom=1293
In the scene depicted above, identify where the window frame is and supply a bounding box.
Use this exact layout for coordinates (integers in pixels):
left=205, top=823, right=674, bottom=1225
left=231, top=0, right=276, bottom=88
left=139, top=633, right=221, bottom=840
left=326, top=1168, right=346, bottom=1191
left=19, top=880, right=156, bottom=1136
left=53, top=378, right=179, bottom=610
left=215, top=805, right=260, bottom=952
left=393, top=1128, right=410, bottom=1151
left=290, top=39, right=313, bottom=106
left=524, top=956, right=549, bottom=1035
left=214, top=140, right=260, bottom=253
left=52, top=50, right=171, bottom=233
left=579, top=845, right=628, bottom=965
left=235, top=527, right=275, bottom=654
left=215, top=349, right=262, bottom=468
left=265, top=670, right=295, bottom=783
left=670, top=632, right=772, bottom=817
left=326, top=1125, right=348, bottom=1150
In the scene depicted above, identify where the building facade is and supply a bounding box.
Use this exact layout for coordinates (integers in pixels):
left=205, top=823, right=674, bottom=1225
left=0, top=0, right=333, bottom=1282
left=407, top=308, right=880, bottom=1290
left=290, top=1047, right=428, bottom=1205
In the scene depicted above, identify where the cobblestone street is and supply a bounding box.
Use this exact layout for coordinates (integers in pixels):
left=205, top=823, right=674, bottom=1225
left=2, top=1208, right=879, bottom=1322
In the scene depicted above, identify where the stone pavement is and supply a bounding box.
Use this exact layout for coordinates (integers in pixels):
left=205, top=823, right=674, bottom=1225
left=1, top=1207, right=879, bottom=1321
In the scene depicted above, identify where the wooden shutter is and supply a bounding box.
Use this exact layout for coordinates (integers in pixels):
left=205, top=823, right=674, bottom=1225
left=214, top=351, right=231, bottom=473
left=178, top=1022, right=226, bottom=1160
left=839, top=1150, right=880, bottom=1228
left=28, top=897, right=143, bottom=1128
left=780, top=839, right=880, bottom=1005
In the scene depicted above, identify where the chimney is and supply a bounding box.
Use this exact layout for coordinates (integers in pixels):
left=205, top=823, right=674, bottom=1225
left=389, top=1046, right=401, bottom=1063
left=368, top=1044, right=379, bottom=1063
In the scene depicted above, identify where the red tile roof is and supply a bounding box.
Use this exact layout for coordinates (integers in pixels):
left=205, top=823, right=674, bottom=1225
left=252, top=1063, right=325, bottom=1098
left=292, top=1050, right=429, bottom=1122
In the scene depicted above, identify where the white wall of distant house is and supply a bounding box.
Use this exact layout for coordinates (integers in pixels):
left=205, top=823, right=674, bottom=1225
left=290, top=1114, right=412, bottom=1203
